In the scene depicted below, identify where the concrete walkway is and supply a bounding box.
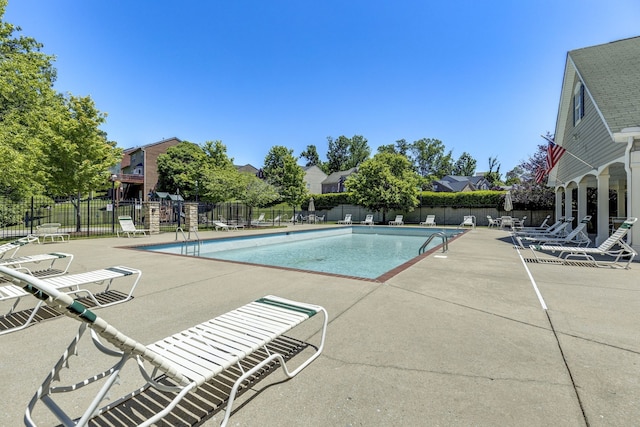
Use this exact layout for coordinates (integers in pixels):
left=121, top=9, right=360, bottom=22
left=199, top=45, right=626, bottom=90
left=0, top=225, right=638, bottom=426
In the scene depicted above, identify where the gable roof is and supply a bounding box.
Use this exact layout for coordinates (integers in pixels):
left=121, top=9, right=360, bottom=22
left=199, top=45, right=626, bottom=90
left=563, top=37, right=640, bottom=137
left=123, top=137, right=182, bottom=154
left=432, top=175, right=490, bottom=192
left=322, top=167, right=358, bottom=184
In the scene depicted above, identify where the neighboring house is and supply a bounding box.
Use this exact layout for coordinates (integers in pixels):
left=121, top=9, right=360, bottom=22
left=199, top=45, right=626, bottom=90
left=303, top=165, right=328, bottom=194
left=119, top=137, right=181, bottom=200
left=548, top=36, right=640, bottom=250
left=432, top=175, right=491, bottom=192
left=236, top=164, right=260, bottom=176
left=321, top=167, right=358, bottom=194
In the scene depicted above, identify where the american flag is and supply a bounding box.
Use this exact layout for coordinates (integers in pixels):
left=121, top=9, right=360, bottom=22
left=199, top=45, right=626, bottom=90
left=534, top=167, right=546, bottom=184
left=545, top=140, right=566, bottom=172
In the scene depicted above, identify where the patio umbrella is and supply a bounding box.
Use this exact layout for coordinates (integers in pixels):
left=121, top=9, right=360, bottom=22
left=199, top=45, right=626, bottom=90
left=503, top=191, right=513, bottom=212
left=308, top=197, right=315, bottom=213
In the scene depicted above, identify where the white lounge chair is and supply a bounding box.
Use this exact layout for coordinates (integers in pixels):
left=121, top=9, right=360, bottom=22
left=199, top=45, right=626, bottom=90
left=519, top=214, right=552, bottom=231
left=515, top=217, right=574, bottom=238
left=0, top=252, right=73, bottom=278
left=0, top=265, right=140, bottom=335
left=389, top=215, right=404, bottom=226
left=117, top=215, right=149, bottom=237
left=6, top=266, right=328, bottom=427
left=458, top=215, right=475, bottom=229
left=214, top=221, right=243, bottom=231
left=30, top=223, right=70, bottom=243
left=251, top=213, right=266, bottom=225
left=420, top=215, right=437, bottom=227
left=0, top=236, right=38, bottom=259
left=337, top=214, right=353, bottom=225
left=530, top=217, right=637, bottom=269
left=486, top=215, right=499, bottom=228
left=361, top=214, right=374, bottom=225
left=513, top=215, right=527, bottom=229
left=500, top=216, right=514, bottom=229
left=516, top=216, right=591, bottom=248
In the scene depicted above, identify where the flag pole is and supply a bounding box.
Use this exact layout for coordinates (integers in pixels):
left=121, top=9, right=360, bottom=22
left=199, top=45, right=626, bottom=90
left=540, top=134, right=596, bottom=170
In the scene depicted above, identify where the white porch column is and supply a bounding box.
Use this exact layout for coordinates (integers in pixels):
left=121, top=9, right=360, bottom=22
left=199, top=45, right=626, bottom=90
left=555, top=189, right=563, bottom=220
left=630, top=150, right=640, bottom=251
left=596, top=171, right=610, bottom=245
left=564, top=187, right=573, bottom=221
left=577, top=183, right=587, bottom=223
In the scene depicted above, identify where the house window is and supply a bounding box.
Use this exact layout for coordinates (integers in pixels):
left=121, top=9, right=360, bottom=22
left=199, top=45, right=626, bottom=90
left=573, top=82, right=585, bottom=125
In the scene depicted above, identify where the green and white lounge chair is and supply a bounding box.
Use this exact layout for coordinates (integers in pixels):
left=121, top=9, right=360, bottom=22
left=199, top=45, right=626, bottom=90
left=29, top=223, right=70, bottom=243
left=3, top=266, right=328, bottom=427
left=0, top=264, right=140, bottom=335
left=530, top=217, right=637, bottom=269
left=0, top=236, right=38, bottom=259
left=117, top=215, right=149, bottom=237
left=0, top=252, right=73, bottom=278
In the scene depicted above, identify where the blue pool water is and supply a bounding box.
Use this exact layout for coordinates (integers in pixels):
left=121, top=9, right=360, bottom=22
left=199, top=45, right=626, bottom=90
left=138, top=227, right=461, bottom=280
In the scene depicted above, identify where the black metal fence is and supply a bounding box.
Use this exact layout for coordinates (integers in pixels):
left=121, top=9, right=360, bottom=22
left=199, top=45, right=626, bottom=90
left=0, top=196, right=304, bottom=241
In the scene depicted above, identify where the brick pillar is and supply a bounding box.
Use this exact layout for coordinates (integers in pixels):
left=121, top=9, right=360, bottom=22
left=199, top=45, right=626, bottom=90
left=184, top=202, right=199, bottom=232
left=144, top=201, right=160, bottom=234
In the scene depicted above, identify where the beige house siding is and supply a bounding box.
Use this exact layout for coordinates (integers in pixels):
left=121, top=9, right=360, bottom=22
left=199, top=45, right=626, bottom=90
left=555, top=81, right=623, bottom=183
left=121, top=137, right=181, bottom=200
left=303, top=166, right=327, bottom=194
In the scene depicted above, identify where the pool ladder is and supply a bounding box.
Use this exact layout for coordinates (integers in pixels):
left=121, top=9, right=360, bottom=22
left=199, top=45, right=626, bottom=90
left=176, top=227, right=202, bottom=256
left=419, top=232, right=448, bottom=255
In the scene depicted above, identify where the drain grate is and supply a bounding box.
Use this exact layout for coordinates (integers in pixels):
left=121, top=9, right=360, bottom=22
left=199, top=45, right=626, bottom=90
left=522, top=258, right=597, bottom=268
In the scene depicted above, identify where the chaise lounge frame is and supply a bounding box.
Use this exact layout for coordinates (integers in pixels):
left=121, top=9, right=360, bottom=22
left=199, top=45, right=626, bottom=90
left=117, top=215, right=150, bottom=237
left=0, top=264, right=141, bottom=335
left=0, top=252, right=74, bottom=278
left=4, top=266, right=328, bottom=427
left=529, top=217, right=637, bottom=269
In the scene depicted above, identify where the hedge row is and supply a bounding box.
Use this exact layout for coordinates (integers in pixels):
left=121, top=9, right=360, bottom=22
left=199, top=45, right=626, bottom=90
left=303, top=190, right=509, bottom=211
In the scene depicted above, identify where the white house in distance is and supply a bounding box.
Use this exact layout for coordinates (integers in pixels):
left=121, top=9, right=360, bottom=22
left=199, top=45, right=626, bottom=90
left=547, top=36, right=640, bottom=251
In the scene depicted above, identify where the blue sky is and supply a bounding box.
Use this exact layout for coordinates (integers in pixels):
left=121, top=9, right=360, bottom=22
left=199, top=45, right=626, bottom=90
left=5, top=1, right=640, bottom=174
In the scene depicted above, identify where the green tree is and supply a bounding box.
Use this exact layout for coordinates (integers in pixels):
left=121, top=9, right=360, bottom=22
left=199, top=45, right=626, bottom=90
left=42, top=95, right=122, bottom=231
left=300, top=144, right=322, bottom=168
left=410, top=138, right=453, bottom=181
left=377, top=139, right=411, bottom=157
left=345, top=153, right=419, bottom=223
left=158, top=140, right=243, bottom=203
left=452, top=152, right=477, bottom=176
left=157, top=141, right=208, bottom=198
left=508, top=139, right=555, bottom=208
left=263, top=145, right=307, bottom=208
left=325, top=135, right=371, bottom=173
left=505, top=165, right=524, bottom=185
left=238, top=174, right=280, bottom=222
left=484, top=156, right=503, bottom=187
left=0, top=0, right=58, bottom=199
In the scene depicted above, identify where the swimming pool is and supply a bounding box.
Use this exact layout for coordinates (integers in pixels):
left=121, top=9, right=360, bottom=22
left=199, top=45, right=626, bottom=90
left=137, top=227, right=462, bottom=281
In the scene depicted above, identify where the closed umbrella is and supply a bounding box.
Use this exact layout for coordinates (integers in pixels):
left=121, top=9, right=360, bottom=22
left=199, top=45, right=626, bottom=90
left=503, top=191, right=513, bottom=212
left=308, top=197, right=315, bottom=223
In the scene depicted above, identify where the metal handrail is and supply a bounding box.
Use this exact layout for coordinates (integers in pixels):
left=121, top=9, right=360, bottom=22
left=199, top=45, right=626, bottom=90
left=176, top=227, right=201, bottom=256
left=419, top=232, right=448, bottom=254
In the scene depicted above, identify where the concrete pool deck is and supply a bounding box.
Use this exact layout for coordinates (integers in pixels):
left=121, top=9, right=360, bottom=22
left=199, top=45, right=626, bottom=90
left=1, top=224, right=638, bottom=426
